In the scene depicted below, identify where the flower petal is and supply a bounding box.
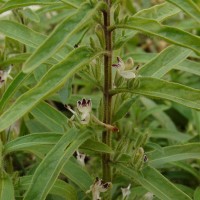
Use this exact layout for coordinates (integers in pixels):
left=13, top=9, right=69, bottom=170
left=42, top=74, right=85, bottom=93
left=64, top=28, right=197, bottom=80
left=125, top=57, right=134, bottom=70
left=119, top=70, right=136, bottom=79
left=112, top=57, right=125, bottom=71
left=80, top=113, right=90, bottom=124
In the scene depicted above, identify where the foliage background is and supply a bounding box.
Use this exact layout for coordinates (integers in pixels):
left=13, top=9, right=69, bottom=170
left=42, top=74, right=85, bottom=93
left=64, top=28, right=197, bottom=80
left=0, top=0, right=200, bottom=199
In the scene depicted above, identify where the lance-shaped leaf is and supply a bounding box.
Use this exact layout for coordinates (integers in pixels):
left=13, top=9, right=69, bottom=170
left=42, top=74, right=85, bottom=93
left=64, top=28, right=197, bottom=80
left=174, top=59, right=200, bottom=76
left=22, top=2, right=104, bottom=73
left=139, top=46, right=191, bottom=78
left=0, top=0, right=75, bottom=14
left=81, top=139, right=113, bottom=154
left=19, top=176, right=77, bottom=200
left=147, top=143, right=200, bottom=167
left=116, top=17, right=200, bottom=55
left=0, top=174, right=14, bottom=200
left=0, top=72, right=27, bottom=112
left=30, top=101, right=68, bottom=132
left=23, top=128, right=91, bottom=200
left=63, top=159, right=93, bottom=192
left=0, top=47, right=102, bottom=132
left=113, top=97, right=136, bottom=122
left=114, top=3, right=180, bottom=49
left=134, top=2, right=180, bottom=21
left=4, top=133, right=62, bottom=155
left=111, top=77, right=200, bottom=110
left=117, top=164, right=192, bottom=200
left=140, top=97, right=176, bottom=130
left=166, top=0, right=200, bottom=24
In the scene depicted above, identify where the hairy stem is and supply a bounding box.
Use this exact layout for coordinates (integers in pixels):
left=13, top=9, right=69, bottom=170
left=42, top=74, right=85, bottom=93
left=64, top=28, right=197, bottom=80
left=102, top=0, right=112, bottom=189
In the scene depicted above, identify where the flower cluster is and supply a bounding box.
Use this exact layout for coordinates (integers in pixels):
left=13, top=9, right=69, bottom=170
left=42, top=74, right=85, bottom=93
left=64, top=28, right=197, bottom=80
left=112, top=57, right=137, bottom=79
left=86, top=177, right=112, bottom=200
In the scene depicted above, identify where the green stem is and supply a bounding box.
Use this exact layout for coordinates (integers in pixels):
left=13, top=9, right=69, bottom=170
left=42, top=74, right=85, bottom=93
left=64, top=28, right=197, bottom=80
left=102, top=0, right=112, bottom=188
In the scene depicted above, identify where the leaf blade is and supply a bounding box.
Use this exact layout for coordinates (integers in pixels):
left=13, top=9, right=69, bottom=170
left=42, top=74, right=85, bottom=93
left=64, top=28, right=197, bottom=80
left=0, top=47, right=101, bottom=132
left=23, top=128, right=91, bottom=200
left=22, top=2, right=103, bottom=73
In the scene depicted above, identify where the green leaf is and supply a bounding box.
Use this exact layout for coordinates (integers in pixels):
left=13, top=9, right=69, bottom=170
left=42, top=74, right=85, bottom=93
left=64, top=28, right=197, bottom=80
left=30, top=101, right=68, bottom=132
left=194, top=187, right=200, bottom=200
left=0, top=47, right=102, bottom=132
left=80, top=139, right=113, bottom=154
left=112, top=77, right=200, bottom=110
left=0, top=0, right=74, bottom=14
left=134, top=2, right=180, bottom=21
left=123, top=52, right=156, bottom=63
left=166, top=0, right=200, bottom=24
left=62, top=159, right=93, bottom=192
left=23, top=128, right=91, bottom=200
left=150, top=129, right=192, bottom=142
left=118, top=17, right=200, bottom=55
left=117, top=164, right=192, bottom=200
left=114, top=2, right=181, bottom=49
left=0, top=174, right=14, bottom=200
left=147, top=143, right=200, bottom=167
left=22, top=2, right=104, bottom=73
left=19, top=176, right=77, bottom=200
left=4, top=133, right=62, bottom=155
left=0, top=20, right=70, bottom=63
left=139, top=46, right=191, bottom=78
left=0, top=72, right=27, bottom=111
left=0, top=20, right=46, bottom=49
left=170, top=162, right=200, bottom=181
left=21, top=8, right=40, bottom=23
left=175, top=59, right=200, bottom=76
left=113, top=97, right=136, bottom=122
left=140, top=97, right=176, bottom=131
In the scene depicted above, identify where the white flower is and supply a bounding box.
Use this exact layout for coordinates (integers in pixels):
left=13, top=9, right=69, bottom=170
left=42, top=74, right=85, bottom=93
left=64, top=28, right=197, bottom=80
left=65, top=98, right=119, bottom=131
left=0, top=66, right=12, bottom=88
left=142, top=192, right=154, bottom=200
left=76, top=150, right=86, bottom=166
left=112, top=57, right=136, bottom=79
left=121, top=184, right=131, bottom=200
left=86, top=177, right=112, bottom=200
left=77, top=98, right=92, bottom=124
